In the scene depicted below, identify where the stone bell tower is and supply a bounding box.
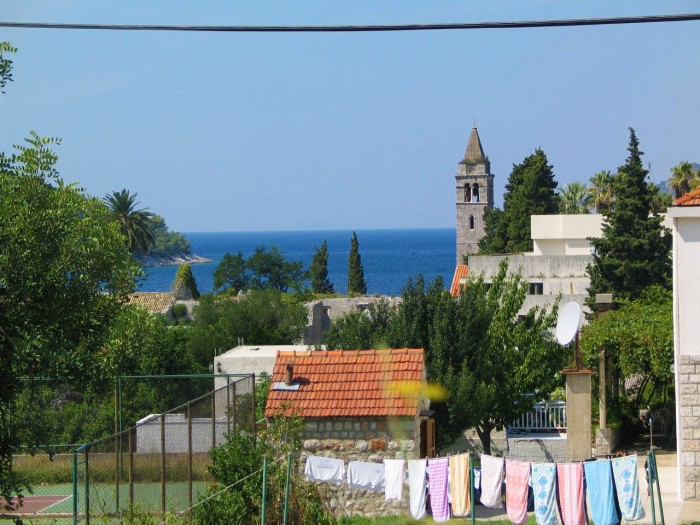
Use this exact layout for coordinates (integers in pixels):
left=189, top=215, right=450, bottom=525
left=455, top=126, right=494, bottom=263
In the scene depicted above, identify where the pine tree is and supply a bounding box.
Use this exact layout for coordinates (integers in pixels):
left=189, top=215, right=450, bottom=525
left=309, top=240, right=334, bottom=294
left=587, top=128, right=671, bottom=310
left=479, top=148, right=559, bottom=253
left=347, top=232, right=367, bottom=295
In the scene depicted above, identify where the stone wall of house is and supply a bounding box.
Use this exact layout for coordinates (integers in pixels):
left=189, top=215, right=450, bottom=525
left=301, top=417, right=418, bottom=517
left=595, top=427, right=622, bottom=456
left=679, top=355, right=700, bottom=499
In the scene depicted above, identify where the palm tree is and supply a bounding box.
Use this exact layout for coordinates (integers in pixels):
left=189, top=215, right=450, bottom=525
left=587, top=170, right=614, bottom=213
left=103, top=189, right=156, bottom=253
left=668, top=161, right=699, bottom=199
left=559, top=181, right=589, bottom=214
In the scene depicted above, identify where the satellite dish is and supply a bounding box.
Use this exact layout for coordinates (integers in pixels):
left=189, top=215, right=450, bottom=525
left=556, top=302, right=581, bottom=346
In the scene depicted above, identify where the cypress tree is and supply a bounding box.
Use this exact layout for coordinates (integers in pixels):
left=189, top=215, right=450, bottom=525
left=587, top=128, right=672, bottom=309
left=309, top=240, right=334, bottom=294
left=174, top=263, right=200, bottom=299
left=347, top=232, right=367, bottom=295
left=479, top=148, right=559, bottom=253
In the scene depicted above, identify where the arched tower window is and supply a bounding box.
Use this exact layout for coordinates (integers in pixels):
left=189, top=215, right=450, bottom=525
left=472, top=183, right=480, bottom=203
left=469, top=215, right=475, bottom=230
left=463, top=184, right=471, bottom=202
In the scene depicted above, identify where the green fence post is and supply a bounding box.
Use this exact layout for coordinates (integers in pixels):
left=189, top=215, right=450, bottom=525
left=73, top=447, right=78, bottom=525
left=261, top=455, right=268, bottom=525
left=648, top=452, right=656, bottom=525
left=283, top=453, right=292, bottom=525
left=651, top=449, right=666, bottom=525
left=84, top=446, right=90, bottom=525
left=161, top=415, right=166, bottom=514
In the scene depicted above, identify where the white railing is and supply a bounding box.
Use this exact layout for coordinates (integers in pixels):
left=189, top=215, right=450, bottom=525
left=508, top=400, right=567, bottom=433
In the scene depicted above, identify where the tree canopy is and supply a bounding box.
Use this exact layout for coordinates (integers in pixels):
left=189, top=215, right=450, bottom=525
left=174, top=263, right=200, bottom=299
left=479, top=148, right=559, bottom=253
left=326, top=264, right=565, bottom=452
left=668, top=161, right=700, bottom=199
left=309, top=240, right=334, bottom=294
left=103, top=189, right=156, bottom=253
left=212, top=246, right=306, bottom=294
left=0, top=132, right=140, bottom=501
left=587, top=128, right=672, bottom=310
left=347, top=232, right=367, bottom=295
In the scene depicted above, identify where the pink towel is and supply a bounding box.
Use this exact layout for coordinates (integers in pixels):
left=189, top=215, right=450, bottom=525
left=557, top=463, right=586, bottom=525
left=506, top=459, right=531, bottom=525
left=428, top=457, right=450, bottom=523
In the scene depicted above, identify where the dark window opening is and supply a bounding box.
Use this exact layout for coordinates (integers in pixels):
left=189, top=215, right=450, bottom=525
left=469, top=215, right=475, bottom=230
left=529, top=282, right=544, bottom=295
left=472, top=183, right=480, bottom=203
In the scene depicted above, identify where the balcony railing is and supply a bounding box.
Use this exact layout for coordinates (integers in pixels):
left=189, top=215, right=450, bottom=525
left=508, top=400, right=566, bottom=434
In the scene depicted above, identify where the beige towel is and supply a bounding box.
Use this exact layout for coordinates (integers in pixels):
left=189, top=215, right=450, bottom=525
left=449, top=453, right=471, bottom=516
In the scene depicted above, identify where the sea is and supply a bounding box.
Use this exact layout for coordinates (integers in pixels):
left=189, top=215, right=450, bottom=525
left=138, top=229, right=457, bottom=296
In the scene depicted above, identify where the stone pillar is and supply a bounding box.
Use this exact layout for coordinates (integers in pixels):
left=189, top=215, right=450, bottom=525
left=562, top=369, right=593, bottom=461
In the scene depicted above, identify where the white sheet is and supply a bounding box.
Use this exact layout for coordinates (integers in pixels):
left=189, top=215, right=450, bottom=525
left=408, top=459, right=428, bottom=520
left=304, top=455, right=345, bottom=484
left=480, top=454, right=504, bottom=508
left=383, top=459, right=405, bottom=501
left=347, top=460, right=385, bottom=491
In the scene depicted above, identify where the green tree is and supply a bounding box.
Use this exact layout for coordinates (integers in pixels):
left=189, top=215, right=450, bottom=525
left=668, top=161, right=700, bottom=199
left=587, top=170, right=614, bottom=213
left=0, top=133, right=139, bottom=500
left=148, top=215, right=191, bottom=254
left=323, top=301, right=395, bottom=350
left=246, top=246, right=306, bottom=293
left=347, top=232, right=367, bottom=295
left=309, top=240, right=334, bottom=294
left=174, top=263, right=200, bottom=299
left=581, top=286, right=673, bottom=431
left=479, top=149, right=559, bottom=253
left=0, top=42, right=16, bottom=93
left=587, top=129, right=672, bottom=310
left=213, top=252, right=249, bottom=293
left=103, top=189, right=156, bottom=253
left=559, top=181, right=590, bottom=214
left=188, top=290, right=307, bottom=367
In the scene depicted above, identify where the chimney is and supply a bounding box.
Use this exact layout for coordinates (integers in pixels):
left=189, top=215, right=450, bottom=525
left=285, top=359, right=295, bottom=386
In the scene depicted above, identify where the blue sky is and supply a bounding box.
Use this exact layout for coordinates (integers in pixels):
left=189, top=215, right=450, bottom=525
left=2, top=1, right=699, bottom=232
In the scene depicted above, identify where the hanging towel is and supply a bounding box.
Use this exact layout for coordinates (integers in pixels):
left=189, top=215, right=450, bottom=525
left=480, top=454, right=505, bottom=508
left=611, top=455, right=645, bottom=521
left=384, top=459, right=405, bottom=501
left=428, top=457, right=450, bottom=523
left=532, top=463, right=560, bottom=525
left=408, top=459, right=428, bottom=520
left=584, top=460, right=619, bottom=525
left=506, top=459, right=531, bottom=525
left=449, top=453, right=471, bottom=516
left=304, top=455, right=345, bottom=484
left=347, top=461, right=385, bottom=491
left=557, top=463, right=586, bottom=525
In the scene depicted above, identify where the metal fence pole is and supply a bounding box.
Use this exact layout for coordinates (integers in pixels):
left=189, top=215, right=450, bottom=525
left=261, top=455, right=268, bottom=525
left=84, top=446, right=90, bottom=525
left=72, top=448, right=78, bottom=525
left=651, top=449, right=666, bottom=525
left=283, top=453, right=292, bottom=525
left=648, top=452, right=657, bottom=525
left=187, top=401, right=193, bottom=509
left=128, top=429, right=134, bottom=512
left=161, top=415, right=166, bottom=514
left=470, top=452, right=475, bottom=525
left=227, top=375, right=231, bottom=434
left=211, top=392, right=216, bottom=448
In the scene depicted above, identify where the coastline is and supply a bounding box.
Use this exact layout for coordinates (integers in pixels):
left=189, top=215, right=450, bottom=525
left=137, top=252, right=212, bottom=268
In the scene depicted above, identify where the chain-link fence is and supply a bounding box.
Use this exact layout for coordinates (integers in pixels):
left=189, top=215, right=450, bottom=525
left=72, top=374, right=255, bottom=524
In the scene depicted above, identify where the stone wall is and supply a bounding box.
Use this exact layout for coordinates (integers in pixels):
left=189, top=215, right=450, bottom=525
left=595, top=427, right=622, bottom=456
left=300, top=417, right=419, bottom=517
left=679, top=355, right=700, bottom=499
left=445, top=429, right=566, bottom=463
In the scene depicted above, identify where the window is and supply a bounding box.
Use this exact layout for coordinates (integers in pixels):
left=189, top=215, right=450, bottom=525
left=469, top=215, right=475, bottom=230
left=464, top=184, right=471, bottom=202
left=529, top=282, right=544, bottom=295
left=472, top=183, right=480, bottom=203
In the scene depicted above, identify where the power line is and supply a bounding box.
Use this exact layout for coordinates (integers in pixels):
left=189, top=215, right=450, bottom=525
left=0, top=13, right=699, bottom=33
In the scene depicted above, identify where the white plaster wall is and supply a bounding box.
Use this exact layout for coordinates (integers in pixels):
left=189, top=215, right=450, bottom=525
left=674, top=216, right=700, bottom=357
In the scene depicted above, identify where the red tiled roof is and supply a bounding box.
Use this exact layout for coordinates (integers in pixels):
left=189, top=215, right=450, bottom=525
left=674, top=187, right=700, bottom=206
left=450, top=265, right=469, bottom=297
left=265, top=348, right=424, bottom=419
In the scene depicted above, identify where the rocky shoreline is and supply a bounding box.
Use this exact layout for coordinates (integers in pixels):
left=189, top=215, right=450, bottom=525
left=137, top=252, right=212, bottom=268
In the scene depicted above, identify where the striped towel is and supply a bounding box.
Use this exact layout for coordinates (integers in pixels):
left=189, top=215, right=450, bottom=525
left=584, top=460, right=619, bottom=525
left=480, top=454, right=504, bottom=508
left=449, top=453, right=470, bottom=517
left=506, top=459, right=531, bottom=525
left=611, top=455, right=645, bottom=521
left=532, top=463, right=560, bottom=525
left=428, top=457, right=450, bottom=523
left=557, top=463, right=586, bottom=525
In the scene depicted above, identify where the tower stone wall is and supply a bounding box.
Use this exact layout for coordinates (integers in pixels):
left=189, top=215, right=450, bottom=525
left=455, top=127, right=495, bottom=263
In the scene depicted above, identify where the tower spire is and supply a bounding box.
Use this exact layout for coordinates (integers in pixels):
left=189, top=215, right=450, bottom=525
left=463, top=126, right=486, bottom=163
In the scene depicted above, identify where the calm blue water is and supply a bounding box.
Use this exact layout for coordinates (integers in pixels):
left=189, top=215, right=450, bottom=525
left=138, top=229, right=456, bottom=296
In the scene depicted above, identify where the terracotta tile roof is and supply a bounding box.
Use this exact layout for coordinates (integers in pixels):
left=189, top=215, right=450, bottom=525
left=265, top=348, right=424, bottom=419
left=450, top=264, right=469, bottom=297
left=127, top=292, right=175, bottom=314
left=674, top=187, right=700, bottom=206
